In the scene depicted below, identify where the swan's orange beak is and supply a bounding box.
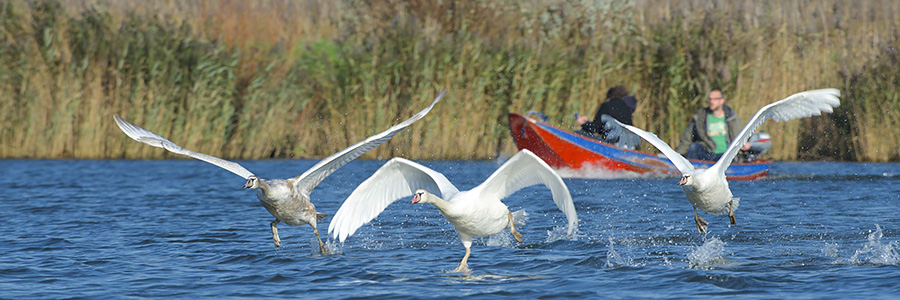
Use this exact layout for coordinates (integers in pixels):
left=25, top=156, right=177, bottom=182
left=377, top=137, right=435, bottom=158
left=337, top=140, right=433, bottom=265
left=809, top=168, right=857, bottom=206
left=678, top=176, right=688, bottom=186
left=410, top=193, right=421, bottom=204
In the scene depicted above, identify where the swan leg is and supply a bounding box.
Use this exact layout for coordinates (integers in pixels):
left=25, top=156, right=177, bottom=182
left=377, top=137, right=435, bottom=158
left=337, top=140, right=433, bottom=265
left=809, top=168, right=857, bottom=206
left=452, top=246, right=471, bottom=273
left=693, top=207, right=708, bottom=234
left=313, top=227, right=331, bottom=255
left=508, top=211, right=523, bottom=243
left=270, top=220, right=282, bottom=247
left=728, top=200, right=737, bottom=225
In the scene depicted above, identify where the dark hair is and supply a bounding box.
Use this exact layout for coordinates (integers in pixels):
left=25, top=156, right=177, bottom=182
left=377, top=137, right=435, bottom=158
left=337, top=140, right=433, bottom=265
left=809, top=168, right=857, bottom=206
left=606, top=86, right=628, bottom=100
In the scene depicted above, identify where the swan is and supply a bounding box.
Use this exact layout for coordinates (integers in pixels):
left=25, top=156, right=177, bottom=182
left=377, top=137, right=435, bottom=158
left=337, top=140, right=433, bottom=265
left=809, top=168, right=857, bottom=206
left=113, top=88, right=446, bottom=253
left=328, top=149, right=578, bottom=272
left=614, top=88, right=841, bottom=233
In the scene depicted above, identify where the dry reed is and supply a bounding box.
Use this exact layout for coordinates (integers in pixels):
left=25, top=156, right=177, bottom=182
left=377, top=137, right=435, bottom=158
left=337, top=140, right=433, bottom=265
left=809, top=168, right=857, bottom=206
left=0, top=0, right=897, bottom=161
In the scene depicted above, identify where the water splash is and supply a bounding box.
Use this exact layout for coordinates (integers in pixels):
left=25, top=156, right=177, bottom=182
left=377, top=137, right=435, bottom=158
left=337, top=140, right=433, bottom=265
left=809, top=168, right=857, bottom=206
left=822, top=242, right=840, bottom=258
left=688, top=237, right=726, bottom=270
left=545, top=225, right=578, bottom=243
left=849, top=224, right=899, bottom=266
left=355, top=235, right=385, bottom=251
left=311, top=238, right=343, bottom=255
left=511, top=209, right=528, bottom=227
left=485, top=210, right=527, bottom=247
left=605, top=237, right=632, bottom=268
left=486, top=232, right=515, bottom=247
left=554, top=165, right=670, bottom=180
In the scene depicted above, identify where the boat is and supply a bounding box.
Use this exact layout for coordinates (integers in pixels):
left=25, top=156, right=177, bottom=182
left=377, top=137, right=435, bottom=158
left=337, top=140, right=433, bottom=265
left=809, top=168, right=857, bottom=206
left=508, top=113, right=771, bottom=180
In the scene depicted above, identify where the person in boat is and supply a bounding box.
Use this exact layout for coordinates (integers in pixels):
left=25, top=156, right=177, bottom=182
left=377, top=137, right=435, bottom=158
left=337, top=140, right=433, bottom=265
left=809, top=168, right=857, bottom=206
left=575, top=86, right=641, bottom=149
left=675, top=88, right=751, bottom=161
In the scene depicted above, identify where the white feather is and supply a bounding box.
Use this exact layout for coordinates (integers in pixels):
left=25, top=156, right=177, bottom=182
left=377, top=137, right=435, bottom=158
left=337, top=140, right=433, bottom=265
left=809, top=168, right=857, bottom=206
left=615, top=88, right=841, bottom=231
left=328, top=149, right=578, bottom=242
left=114, top=87, right=446, bottom=249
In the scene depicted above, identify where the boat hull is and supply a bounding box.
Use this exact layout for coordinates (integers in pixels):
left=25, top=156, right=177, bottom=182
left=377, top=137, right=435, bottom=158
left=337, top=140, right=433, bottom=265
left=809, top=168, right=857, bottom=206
left=508, top=113, right=770, bottom=180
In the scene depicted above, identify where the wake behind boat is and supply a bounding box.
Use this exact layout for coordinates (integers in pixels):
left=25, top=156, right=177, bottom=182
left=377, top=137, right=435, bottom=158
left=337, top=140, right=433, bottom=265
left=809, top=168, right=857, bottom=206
left=508, top=113, right=770, bottom=180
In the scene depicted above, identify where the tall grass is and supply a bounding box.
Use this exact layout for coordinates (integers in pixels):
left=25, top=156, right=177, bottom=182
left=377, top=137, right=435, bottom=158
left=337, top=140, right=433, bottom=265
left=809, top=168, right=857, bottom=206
left=0, top=0, right=897, bottom=161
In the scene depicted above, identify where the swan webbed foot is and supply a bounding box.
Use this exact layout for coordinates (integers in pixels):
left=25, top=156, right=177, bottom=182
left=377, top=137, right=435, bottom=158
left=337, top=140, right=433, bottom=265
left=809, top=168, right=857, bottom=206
left=508, top=211, right=523, bottom=243
left=511, top=230, right=524, bottom=243
left=693, top=208, right=708, bottom=234
left=271, top=220, right=282, bottom=247
left=451, top=263, right=470, bottom=273
left=452, top=246, right=472, bottom=273
left=728, top=200, right=737, bottom=225
left=314, top=227, right=331, bottom=255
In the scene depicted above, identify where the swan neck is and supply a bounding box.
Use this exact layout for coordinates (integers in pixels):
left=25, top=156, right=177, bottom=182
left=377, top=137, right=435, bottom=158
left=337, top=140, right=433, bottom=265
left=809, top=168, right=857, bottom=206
left=426, top=194, right=451, bottom=212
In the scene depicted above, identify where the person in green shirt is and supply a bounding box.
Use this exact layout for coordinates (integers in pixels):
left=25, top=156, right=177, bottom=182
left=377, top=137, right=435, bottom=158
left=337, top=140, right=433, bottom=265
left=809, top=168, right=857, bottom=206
left=675, top=89, right=750, bottom=161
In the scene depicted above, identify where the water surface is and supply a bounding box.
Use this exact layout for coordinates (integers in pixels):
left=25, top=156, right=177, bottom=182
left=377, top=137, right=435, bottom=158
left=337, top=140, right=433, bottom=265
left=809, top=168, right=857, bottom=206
left=1, top=160, right=898, bottom=298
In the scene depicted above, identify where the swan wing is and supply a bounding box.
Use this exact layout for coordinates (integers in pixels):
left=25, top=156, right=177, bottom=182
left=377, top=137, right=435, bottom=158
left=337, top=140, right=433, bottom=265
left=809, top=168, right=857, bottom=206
left=613, top=119, right=695, bottom=174
left=712, top=88, right=841, bottom=174
left=293, top=88, right=446, bottom=193
left=113, top=115, right=254, bottom=179
left=476, top=149, right=578, bottom=235
left=328, top=157, right=459, bottom=242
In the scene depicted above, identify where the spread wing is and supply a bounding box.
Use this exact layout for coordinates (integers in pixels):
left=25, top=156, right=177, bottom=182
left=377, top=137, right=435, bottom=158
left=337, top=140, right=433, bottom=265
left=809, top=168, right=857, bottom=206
left=712, top=88, right=841, bottom=175
left=476, top=149, right=578, bottom=235
left=613, top=119, right=695, bottom=174
left=293, top=88, right=447, bottom=193
left=113, top=115, right=255, bottom=179
left=328, top=158, right=459, bottom=242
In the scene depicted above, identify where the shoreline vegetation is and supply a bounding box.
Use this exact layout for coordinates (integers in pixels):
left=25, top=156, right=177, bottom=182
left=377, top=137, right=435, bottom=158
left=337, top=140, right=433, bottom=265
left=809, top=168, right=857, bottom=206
left=1, top=0, right=897, bottom=161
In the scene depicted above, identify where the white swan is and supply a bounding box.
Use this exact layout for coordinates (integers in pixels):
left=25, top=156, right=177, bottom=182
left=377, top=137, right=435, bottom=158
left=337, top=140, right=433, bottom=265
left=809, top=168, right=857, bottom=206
left=614, top=88, right=841, bottom=233
left=328, top=149, right=578, bottom=272
left=114, top=88, right=446, bottom=253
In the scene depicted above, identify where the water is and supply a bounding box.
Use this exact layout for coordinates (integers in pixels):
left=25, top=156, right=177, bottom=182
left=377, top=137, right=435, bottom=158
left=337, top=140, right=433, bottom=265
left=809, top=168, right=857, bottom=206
left=1, top=160, right=899, bottom=298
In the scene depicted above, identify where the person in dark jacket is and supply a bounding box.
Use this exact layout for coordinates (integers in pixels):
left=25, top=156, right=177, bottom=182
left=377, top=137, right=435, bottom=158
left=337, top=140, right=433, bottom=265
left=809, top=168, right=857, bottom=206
left=675, top=89, right=750, bottom=161
left=575, top=86, right=641, bottom=149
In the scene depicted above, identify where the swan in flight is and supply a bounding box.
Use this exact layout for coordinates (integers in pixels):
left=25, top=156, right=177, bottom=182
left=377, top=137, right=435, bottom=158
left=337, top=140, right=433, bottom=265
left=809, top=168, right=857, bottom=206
left=614, top=88, right=840, bottom=233
left=328, top=149, right=577, bottom=272
left=114, top=88, right=446, bottom=253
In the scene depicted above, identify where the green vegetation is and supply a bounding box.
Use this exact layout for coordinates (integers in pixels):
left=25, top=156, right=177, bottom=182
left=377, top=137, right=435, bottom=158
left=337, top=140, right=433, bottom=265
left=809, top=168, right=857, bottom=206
left=1, top=0, right=897, bottom=161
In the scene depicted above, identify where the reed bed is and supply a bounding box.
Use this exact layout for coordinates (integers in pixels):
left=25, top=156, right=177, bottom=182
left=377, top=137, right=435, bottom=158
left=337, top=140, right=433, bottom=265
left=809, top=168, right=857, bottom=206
left=0, top=0, right=897, bottom=161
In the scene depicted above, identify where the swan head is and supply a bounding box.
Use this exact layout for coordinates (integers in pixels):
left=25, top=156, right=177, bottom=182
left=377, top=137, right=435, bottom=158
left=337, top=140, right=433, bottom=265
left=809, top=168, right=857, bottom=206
left=410, top=189, right=429, bottom=204
left=678, top=174, right=693, bottom=186
left=243, top=176, right=260, bottom=189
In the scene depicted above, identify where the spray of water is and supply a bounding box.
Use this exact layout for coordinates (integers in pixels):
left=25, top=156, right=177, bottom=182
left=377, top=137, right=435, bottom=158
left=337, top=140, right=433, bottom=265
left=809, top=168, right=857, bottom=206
left=605, top=237, right=633, bottom=268
left=511, top=209, right=528, bottom=227
left=545, top=225, right=578, bottom=243
left=688, top=237, right=726, bottom=269
left=554, top=165, right=671, bottom=180
left=822, top=242, right=840, bottom=258
left=486, top=231, right=515, bottom=247
left=313, top=237, right=343, bottom=255
left=849, top=224, right=899, bottom=266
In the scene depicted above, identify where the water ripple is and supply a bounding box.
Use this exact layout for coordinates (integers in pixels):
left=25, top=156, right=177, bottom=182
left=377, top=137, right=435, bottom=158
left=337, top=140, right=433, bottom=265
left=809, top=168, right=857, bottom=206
left=1, top=160, right=899, bottom=298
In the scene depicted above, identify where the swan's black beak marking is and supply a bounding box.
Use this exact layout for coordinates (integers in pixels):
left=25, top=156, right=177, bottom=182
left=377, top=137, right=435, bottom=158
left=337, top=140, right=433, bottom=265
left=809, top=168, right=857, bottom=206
left=243, top=177, right=255, bottom=189
left=678, top=175, right=689, bottom=186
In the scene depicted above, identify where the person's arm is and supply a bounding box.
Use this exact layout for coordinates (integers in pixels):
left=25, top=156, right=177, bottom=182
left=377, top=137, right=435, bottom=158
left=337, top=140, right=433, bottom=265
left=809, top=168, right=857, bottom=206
left=675, top=119, right=697, bottom=155
left=576, top=115, right=590, bottom=126
left=580, top=106, right=605, bottom=133
left=581, top=119, right=601, bottom=133
left=727, top=115, right=751, bottom=150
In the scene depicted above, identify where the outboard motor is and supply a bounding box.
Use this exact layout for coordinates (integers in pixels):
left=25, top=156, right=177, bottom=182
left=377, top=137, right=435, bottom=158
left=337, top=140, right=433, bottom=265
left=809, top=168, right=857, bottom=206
left=741, top=132, right=772, bottom=161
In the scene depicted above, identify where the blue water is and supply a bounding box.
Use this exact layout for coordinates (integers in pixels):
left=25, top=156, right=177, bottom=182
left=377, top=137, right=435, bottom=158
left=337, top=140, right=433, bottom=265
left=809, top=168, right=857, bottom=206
left=1, top=159, right=899, bottom=298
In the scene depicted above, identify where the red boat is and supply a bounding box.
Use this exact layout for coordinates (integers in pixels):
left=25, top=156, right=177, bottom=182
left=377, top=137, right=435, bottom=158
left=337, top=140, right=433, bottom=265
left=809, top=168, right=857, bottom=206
left=508, top=113, right=770, bottom=180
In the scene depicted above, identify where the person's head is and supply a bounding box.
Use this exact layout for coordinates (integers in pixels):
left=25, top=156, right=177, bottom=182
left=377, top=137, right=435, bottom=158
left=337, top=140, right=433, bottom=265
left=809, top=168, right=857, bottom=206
left=606, top=86, right=628, bottom=100
left=708, top=89, right=725, bottom=112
